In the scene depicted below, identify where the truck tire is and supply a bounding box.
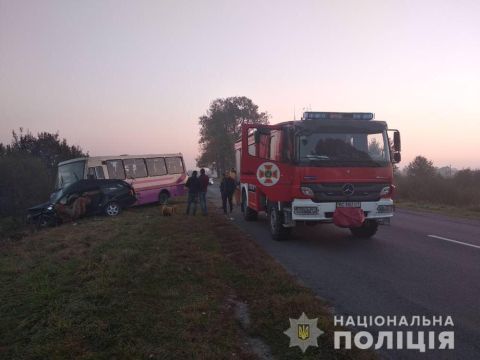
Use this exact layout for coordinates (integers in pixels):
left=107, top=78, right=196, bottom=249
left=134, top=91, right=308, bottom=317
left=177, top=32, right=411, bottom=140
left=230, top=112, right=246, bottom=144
left=269, top=204, right=291, bottom=241
left=242, top=191, right=257, bottom=221
left=350, top=220, right=378, bottom=238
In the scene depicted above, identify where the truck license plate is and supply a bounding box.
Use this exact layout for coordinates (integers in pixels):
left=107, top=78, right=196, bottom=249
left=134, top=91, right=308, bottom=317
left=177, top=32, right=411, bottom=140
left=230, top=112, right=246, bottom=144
left=336, top=202, right=361, bottom=208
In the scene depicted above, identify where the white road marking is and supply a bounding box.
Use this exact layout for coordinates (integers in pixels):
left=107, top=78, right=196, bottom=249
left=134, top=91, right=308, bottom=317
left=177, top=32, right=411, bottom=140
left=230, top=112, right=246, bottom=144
left=427, top=234, right=480, bottom=250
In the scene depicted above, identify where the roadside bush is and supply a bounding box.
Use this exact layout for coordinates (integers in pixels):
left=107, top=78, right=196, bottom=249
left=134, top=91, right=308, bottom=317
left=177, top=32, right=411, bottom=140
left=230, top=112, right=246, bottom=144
left=395, top=156, right=480, bottom=211
left=0, top=154, right=52, bottom=217
left=0, top=129, right=87, bottom=224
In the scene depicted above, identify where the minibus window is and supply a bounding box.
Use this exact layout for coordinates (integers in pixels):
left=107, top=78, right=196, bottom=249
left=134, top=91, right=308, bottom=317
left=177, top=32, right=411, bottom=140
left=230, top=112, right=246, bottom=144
left=87, top=167, right=96, bottom=179
left=124, top=158, right=148, bottom=179
left=95, top=166, right=105, bottom=179
left=145, top=158, right=167, bottom=176
left=106, top=160, right=126, bottom=179
left=165, top=157, right=184, bottom=174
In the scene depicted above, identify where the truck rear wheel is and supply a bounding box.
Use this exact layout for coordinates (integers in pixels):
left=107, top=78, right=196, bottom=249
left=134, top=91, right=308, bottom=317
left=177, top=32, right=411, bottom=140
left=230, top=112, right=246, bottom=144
left=350, top=220, right=378, bottom=238
left=242, top=191, right=257, bottom=221
left=269, top=204, right=291, bottom=241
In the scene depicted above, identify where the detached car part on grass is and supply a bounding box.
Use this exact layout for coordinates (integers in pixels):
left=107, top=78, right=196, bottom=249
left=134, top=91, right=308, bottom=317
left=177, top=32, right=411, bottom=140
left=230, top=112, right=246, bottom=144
left=26, top=179, right=136, bottom=228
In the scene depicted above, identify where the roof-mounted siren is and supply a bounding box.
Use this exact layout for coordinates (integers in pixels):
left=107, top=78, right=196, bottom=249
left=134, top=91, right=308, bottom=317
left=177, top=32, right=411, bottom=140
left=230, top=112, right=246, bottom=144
left=301, top=112, right=375, bottom=121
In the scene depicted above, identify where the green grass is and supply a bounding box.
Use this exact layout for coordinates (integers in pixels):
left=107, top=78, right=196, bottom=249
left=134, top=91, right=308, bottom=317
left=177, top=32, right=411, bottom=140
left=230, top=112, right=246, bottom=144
left=395, top=199, right=480, bottom=220
left=0, top=199, right=374, bottom=359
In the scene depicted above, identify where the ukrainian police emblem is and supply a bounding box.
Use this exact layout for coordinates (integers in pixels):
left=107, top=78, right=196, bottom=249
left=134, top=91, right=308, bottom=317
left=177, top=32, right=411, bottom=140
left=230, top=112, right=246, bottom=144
left=284, top=312, right=324, bottom=353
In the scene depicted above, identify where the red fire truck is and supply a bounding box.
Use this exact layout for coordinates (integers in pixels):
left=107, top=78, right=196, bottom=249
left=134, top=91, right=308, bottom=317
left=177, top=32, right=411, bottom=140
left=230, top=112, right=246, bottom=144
left=235, top=111, right=401, bottom=240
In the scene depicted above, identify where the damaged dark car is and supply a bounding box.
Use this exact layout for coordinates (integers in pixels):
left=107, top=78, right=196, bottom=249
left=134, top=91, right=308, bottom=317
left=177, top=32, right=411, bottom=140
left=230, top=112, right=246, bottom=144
left=27, top=179, right=137, bottom=227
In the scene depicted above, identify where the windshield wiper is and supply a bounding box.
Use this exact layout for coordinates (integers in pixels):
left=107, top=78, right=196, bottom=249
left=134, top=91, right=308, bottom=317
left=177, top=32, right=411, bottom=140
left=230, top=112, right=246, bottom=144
left=305, top=154, right=330, bottom=160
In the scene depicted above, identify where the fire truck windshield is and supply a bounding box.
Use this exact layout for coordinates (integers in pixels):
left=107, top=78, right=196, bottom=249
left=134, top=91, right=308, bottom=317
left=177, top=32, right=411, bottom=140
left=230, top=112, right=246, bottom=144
left=297, top=130, right=391, bottom=167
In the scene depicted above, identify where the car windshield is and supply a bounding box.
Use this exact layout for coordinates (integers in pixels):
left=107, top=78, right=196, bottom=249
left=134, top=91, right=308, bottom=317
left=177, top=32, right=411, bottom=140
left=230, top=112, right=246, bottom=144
left=297, top=131, right=390, bottom=167
left=55, top=160, right=86, bottom=189
left=49, top=188, right=65, bottom=203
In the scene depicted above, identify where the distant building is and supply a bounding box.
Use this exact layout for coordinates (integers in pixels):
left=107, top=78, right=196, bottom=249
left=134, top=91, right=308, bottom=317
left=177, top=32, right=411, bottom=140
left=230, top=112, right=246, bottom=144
left=437, top=166, right=458, bottom=178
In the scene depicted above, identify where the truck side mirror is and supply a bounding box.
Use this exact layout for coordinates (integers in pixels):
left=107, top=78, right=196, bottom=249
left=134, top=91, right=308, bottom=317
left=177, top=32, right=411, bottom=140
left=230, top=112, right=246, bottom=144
left=393, top=152, right=401, bottom=163
left=393, top=131, right=401, bottom=152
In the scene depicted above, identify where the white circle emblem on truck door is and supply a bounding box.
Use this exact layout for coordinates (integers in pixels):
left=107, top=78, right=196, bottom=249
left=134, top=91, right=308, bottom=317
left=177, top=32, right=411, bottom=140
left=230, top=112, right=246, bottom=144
left=257, top=162, right=280, bottom=187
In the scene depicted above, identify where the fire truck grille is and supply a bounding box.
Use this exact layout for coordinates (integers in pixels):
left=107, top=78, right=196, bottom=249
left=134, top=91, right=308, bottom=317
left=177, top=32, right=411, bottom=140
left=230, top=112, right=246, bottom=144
left=303, top=183, right=389, bottom=203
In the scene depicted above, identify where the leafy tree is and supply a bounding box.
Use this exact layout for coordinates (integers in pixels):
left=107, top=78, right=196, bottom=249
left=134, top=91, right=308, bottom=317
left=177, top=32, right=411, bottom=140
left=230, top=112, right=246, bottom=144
left=454, top=169, right=480, bottom=187
left=4, top=128, right=86, bottom=171
left=197, top=97, right=269, bottom=174
left=0, top=154, right=52, bottom=217
left=0, top=129, right=87, bottom=217
left=406, top=156, right=436, bottom=178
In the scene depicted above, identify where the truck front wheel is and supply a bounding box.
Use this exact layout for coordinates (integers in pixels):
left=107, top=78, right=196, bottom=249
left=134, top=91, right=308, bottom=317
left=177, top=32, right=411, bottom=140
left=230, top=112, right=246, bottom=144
left=242, top=191, right=257, bottom=221
left=350, top=220, right=378, bottom=238
left=269, top=204, right=291, bottom=241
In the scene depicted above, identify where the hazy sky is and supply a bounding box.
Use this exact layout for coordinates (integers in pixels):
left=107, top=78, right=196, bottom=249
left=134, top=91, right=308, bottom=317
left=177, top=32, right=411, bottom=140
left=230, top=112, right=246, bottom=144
left=1, top=0, right=479, bottom=169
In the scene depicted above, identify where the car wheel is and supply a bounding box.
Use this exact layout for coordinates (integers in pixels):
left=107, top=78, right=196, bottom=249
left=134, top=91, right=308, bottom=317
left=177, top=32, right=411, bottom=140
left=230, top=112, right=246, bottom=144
left=105, top=202, right=121, bottom=217
left=242, top=191, right=257, bottom=221
left=350, top=220, right=378, bottom=238
left=269, top=204, right=290, bottom=241
left=159, top=191, right=170, bottom=205
left=36, top=215, right=50, bottom=229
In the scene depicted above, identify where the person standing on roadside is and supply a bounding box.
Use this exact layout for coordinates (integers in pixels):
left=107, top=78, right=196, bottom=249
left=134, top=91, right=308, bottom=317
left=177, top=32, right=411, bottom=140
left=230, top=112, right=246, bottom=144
left=220, top=170, right=236, bottom=218
left=198, top=168, right=210, bottom=215
left=185, top=171, right=200, bottom=215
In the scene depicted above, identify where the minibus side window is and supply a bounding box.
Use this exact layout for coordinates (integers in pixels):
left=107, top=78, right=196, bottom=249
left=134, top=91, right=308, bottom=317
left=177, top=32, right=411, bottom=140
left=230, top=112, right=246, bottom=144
left=165, top=157, right=184, bottom=174
left=106, top=160, right=126, bottom=179
left=145, top=158, right=167, bottom=176
left=124, top=158, right=148, bottom=179
left=87, top=167, right=96, bottom=179
left=95, top=166, right=105, bottom=179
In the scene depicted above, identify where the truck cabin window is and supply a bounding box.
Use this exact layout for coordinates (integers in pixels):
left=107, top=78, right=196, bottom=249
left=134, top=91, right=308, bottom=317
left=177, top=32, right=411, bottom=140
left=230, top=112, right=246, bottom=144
left=298, top=131, right=390, bottom=166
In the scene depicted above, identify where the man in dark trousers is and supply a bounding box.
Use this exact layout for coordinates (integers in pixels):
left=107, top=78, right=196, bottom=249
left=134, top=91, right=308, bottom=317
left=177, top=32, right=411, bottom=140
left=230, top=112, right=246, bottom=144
left=198, top=168, right=209, bottom=215
left=220, top=170, right=236, bottom=218
left=185, top=170, right=200, bottom=215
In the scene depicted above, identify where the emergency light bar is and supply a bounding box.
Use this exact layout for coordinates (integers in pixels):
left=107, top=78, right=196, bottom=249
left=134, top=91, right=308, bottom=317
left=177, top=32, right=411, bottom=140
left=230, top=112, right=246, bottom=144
left=302, top=112, right=375, bottom=121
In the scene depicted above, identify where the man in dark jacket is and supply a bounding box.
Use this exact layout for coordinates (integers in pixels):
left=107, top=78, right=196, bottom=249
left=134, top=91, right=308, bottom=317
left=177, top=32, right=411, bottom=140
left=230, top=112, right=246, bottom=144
left=220, top=170, right=236, bottom=217
left=185, top=171, right=200, bottom=215
left=198, top=168, right=209, bottom=215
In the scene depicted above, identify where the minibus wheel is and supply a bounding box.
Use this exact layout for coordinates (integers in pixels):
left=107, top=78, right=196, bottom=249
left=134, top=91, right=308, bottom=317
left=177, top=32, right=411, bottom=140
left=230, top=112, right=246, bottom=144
left=350, top=220, right=378, bottom=238
left=105, top=202, right=121, bottom=217
left=159, top=191, right=170, bottom=205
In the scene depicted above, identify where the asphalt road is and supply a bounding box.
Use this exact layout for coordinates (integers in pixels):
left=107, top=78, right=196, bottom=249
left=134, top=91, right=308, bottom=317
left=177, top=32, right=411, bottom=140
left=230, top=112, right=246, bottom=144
left=208, top=188, right=480, bottom=359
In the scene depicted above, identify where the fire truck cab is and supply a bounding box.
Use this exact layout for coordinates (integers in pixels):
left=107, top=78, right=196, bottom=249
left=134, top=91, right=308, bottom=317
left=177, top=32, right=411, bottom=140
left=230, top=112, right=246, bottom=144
left=235, top=111, right=401, bottom=240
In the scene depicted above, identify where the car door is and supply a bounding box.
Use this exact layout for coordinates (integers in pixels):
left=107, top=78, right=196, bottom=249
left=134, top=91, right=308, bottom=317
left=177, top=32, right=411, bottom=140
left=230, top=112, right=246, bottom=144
left=83, top=185, right=103, bottom=215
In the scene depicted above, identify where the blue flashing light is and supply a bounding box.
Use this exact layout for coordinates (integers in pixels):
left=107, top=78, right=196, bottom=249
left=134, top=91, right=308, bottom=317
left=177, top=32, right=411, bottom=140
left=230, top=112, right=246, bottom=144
left=302, top=112, right=375, bottom=121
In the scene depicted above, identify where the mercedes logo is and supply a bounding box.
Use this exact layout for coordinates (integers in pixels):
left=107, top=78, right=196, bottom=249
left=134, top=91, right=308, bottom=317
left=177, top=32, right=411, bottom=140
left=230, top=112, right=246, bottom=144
left=342, top=183, right=355, bottom=196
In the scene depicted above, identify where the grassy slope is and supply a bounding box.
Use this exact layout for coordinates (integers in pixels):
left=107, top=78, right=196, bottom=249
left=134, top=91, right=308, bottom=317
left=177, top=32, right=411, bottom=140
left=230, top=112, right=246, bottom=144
left=0, top=199, right=374, bottom=359
left=395, top=199, right=480, bottom=220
